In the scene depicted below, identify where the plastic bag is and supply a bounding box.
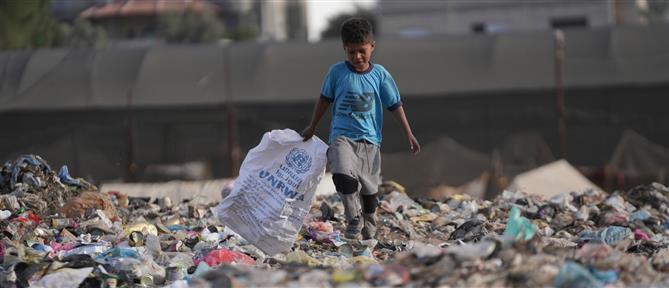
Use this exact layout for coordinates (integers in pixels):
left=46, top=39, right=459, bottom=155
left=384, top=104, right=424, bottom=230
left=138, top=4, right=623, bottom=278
left=554, top=261, right=603, bottom=288
left=216, top=129, right=328, bottom=255
left=195, top=248, right=255, bottom=267
left=503, top=205, right=537, bottom=241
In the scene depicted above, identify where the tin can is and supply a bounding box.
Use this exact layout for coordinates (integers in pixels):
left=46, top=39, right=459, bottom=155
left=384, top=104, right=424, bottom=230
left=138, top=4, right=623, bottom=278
left=51, top=218, right=71, bottom=228
left=139, top=274, right=154, bottom=286
left=129, top=231, right=145, bottom=247
left=102, top=277, right=117, bottom=288
left=164, top=216, right=181, bottom=226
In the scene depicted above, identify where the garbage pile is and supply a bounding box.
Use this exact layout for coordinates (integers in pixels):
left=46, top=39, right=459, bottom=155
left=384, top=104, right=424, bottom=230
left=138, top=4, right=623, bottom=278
left=2, top=155, right=669, bottom=287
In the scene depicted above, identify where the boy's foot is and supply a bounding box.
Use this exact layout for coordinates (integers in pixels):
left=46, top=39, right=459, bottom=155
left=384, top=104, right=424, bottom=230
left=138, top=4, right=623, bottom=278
left=361, top=213, right=377, bottom=240
left=344, top=217, right=362, bottom=240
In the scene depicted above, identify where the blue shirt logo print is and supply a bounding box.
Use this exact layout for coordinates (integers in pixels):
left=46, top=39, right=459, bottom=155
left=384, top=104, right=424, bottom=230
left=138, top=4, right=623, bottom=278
left=286, top=148, right=312, bottom=174
left=339, top=92, right=374, bottom=112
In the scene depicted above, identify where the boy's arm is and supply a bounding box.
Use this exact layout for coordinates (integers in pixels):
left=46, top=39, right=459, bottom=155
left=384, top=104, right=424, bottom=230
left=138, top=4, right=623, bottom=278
left=301, top=97, right=331, bottom=141
left=391, top=106, right=420, bottom=155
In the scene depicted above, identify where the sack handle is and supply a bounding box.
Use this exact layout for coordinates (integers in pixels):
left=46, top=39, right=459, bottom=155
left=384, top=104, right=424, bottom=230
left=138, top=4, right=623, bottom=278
left=269, top=129, right=325, bottom=146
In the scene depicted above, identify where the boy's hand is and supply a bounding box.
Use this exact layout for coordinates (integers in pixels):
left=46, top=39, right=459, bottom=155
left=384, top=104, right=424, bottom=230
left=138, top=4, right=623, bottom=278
left=301, top=126, right=315, bottom=141
left=408, top=134, right=420, bottom=155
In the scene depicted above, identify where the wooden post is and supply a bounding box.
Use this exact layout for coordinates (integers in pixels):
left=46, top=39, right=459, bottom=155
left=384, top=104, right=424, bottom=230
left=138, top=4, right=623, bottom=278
left=222, top=42, right=240, bottom=177
left=554, top=30, right=567, bottom=159
left=125, top=88, right=137, bottom=181
left=226, top=105, right=241, bottom=177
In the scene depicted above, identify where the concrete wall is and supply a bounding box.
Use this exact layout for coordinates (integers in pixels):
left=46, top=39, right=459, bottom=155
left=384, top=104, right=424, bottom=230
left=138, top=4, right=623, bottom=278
left=0, top=24, right=668, bottom=185
left=1, top=24, right=667, bottom=111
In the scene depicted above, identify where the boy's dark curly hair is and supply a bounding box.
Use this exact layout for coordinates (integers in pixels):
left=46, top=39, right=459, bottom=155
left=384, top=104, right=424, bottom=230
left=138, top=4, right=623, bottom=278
left=340, top=18, right=374, bottom=44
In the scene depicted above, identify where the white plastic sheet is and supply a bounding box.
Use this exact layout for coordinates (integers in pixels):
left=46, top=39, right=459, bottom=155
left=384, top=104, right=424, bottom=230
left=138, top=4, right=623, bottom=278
left=32, top=267, right=94, bottom=288
left=216, top=129, right=328, bottom=255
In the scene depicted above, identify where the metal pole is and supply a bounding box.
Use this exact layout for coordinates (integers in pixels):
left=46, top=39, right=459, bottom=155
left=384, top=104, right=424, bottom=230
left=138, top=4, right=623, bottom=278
left=223, top=44, right=241, bottom=177
left=125, top=88, right=136, bottom=181
left=226, top=105, right=241, bottom=177
left=554, top=30, right=567, bottom=159
left=613, top=0, right=625, bottom=25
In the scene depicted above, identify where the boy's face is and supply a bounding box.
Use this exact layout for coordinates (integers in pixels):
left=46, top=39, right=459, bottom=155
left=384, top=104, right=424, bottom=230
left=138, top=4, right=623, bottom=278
left=343, top=41, right=375, bottom=72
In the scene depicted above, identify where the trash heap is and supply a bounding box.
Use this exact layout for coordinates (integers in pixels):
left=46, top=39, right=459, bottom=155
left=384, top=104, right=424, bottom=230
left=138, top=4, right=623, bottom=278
left=2, top=155, right=669, bottom=287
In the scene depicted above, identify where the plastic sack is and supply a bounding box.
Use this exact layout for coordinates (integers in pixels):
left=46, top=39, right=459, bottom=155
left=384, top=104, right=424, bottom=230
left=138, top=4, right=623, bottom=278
left=216, top=129, right=328, bottom=255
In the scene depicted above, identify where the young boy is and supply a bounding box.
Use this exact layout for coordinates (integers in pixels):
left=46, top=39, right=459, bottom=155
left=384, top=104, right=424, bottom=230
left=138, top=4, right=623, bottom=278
left=301, top=18, right=420, bottom=240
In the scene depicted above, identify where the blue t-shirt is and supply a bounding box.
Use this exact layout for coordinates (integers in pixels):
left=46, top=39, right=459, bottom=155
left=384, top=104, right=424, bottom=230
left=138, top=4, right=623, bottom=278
left=320, top=61, right=402, bottom=146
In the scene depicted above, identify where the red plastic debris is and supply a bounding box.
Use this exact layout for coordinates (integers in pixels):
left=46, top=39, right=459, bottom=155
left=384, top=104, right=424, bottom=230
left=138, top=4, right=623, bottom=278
left=196, top=248, right=255, bottom=267
left=634, top=228, right=651, bottom=241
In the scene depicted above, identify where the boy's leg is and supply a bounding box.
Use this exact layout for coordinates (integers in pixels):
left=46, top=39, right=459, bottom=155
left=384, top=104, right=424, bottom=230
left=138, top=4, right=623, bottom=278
left=333, top=173, right=362, bottom=239
left=359, top=143, right=381, bottom=240
left=361, top=194, right=378, bottom=239
left=328, top=137, right=362, bottom=239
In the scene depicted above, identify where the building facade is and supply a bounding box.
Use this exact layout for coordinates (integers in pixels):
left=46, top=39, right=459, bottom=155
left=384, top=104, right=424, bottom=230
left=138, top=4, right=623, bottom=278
left=378, top=0, right=643, bottom=37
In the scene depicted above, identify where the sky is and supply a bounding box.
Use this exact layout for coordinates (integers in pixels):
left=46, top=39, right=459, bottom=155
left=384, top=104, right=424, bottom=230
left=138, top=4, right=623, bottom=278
left=306, top=0, right=377, bottom=42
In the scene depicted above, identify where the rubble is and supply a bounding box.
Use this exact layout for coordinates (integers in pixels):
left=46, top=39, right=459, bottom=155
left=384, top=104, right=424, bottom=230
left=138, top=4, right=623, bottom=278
left=2, top=155, right=669, bottom=286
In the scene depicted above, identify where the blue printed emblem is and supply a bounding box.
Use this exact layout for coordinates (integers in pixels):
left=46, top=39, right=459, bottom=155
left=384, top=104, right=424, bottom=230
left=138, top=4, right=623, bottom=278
left=286, top=148, right=312, bottom=174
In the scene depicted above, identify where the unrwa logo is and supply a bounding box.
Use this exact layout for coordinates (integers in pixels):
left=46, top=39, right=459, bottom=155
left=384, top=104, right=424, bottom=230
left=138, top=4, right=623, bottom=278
left=286, top=148, right=312, bottom=174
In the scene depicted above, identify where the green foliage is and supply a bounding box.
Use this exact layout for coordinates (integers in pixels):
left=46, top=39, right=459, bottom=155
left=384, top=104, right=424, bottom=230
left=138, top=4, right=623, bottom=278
left=320, top=10, right=377, bottom=40
left=0, top=0, right=59, bottom=50
left=66, top=19, right=108, bottom=48
left=647, top=0, right=669, bottom=21
left=158, top=11, right=225, bottom=43
left=226, top=26, right=258, bottom=42
left=0, top=0, right=107, bottom=50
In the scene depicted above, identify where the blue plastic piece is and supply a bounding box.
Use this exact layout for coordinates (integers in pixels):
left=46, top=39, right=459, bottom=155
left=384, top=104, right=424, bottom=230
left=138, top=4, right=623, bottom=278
left=598, top=226, right=631, bottom=245
left=588, top=268, right=618, bottom=285
left=96, top=247, right=141, bottom=263
left=577, top=226, right=631, bottom=246
left=167, top=225, right=190, bottom=231
left=630, top=210, right=651, bottom=222
left=58, top=165, right=81, bottom=186
left=11, top=155, right=50, bottom=188
left=554, top=261, right=603, bottom=288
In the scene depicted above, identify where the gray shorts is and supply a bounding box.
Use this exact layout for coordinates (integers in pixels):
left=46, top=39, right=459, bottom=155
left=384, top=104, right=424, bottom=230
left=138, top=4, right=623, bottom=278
left=327, top=136, right=381, bottom=196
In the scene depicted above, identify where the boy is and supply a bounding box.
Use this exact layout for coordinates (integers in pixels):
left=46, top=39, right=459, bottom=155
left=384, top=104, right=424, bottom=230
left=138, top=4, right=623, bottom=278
left=301, top=18, right=420, bottom=240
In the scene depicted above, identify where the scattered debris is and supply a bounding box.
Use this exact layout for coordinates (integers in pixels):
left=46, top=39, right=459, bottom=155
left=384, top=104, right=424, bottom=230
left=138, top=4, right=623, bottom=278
left=2, top=155, right=669, bottom=287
